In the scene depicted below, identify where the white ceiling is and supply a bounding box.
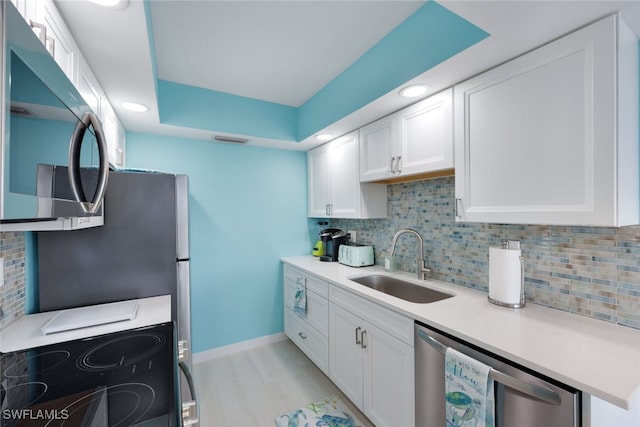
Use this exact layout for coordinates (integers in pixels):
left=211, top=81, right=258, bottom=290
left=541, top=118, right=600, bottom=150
left=54, top=0, right=639, bottom=150
left=151, top=1, right=424, bottom=107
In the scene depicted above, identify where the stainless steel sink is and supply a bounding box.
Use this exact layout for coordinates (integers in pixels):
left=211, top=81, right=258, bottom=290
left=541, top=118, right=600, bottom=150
left=349, top=275, right=453, bottom=303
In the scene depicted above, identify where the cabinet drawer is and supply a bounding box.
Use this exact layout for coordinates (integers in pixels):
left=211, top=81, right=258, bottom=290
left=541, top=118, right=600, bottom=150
left=285, top=308, right=329, bottom=375
left=330, top=285, right=413, bottom=346
left=284, top=280, right=329, bottom=336
left=284, top=265, right=328, bottom=298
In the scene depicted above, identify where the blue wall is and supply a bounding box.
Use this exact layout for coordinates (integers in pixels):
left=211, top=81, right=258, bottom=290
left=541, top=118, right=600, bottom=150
left=126, top=133, right=310, bottom=352
left=297, top=1, right=489, bottom=140
left=148, top=1, right=489, bottom=142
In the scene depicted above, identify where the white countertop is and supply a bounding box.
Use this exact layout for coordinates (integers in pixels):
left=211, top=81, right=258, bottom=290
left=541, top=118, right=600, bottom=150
left=282, top=256, right=640, bottom=410
left=0, top=295, right=171, bottom=353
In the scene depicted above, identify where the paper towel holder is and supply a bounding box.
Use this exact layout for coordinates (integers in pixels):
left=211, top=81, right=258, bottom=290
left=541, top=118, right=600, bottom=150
left=488, top=240, right=526, bottom=309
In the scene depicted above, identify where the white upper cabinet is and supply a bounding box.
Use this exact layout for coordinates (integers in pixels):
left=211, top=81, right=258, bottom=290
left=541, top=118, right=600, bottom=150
left=308, top=131, right=387, bottom=219
left=397, top=89, right=454, bottom=177
left=10, top=0, right=127, bottom=169
left=360, top=89, right=454, bottom=182
left=10, top=0, right=36, bottom=23
left=116, top=119, right=127, bottom=168
left=308, top=142, right=333, bottom=217
left=77, top=55, right=102, bottom=116
left=34, top=0, right=77, bottom=81
left=77, top=51, right=127, bottom=169
left=102, top=101, right=126, bottom=169
left=359, top=115, right=395, bottom=182
left=454, top=14, right=638, bottom=226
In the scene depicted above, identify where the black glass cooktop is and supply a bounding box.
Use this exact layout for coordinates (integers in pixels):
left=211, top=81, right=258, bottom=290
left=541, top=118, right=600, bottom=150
left=0, top=323, right=177, bottom=426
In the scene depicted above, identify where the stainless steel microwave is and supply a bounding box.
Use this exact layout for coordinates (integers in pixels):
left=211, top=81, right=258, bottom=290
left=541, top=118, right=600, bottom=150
left=0, top=2, right=109, bottom=231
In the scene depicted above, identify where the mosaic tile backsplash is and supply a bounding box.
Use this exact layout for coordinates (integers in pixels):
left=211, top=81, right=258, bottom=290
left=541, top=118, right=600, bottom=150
left=0, top=232, right=26, bottom=331
left=326, top=176, right=640, bottom=329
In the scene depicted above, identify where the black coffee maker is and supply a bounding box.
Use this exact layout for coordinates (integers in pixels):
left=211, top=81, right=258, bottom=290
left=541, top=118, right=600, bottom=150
left=319, top=228, right=348, bottom=262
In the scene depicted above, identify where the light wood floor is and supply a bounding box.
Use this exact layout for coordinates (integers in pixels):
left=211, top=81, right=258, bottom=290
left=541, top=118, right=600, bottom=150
left=193, top=338, right=374, bottom=427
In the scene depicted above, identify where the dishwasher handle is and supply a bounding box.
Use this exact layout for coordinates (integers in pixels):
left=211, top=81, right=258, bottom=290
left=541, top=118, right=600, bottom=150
left=417, top=329, right=561, bottom=406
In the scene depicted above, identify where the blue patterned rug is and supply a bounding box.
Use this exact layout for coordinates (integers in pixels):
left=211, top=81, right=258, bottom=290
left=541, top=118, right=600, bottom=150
left=275, top=395, right=365, bottom=427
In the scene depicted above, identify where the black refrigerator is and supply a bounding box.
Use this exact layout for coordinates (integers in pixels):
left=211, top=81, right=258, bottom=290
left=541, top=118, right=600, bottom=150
left=36, top=169, right=195, bottom=417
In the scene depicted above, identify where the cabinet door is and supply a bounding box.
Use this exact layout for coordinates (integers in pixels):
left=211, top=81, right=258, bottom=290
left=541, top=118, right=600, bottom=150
left=307, top=144, right=332, bottom=217
left=454, top=16, right=619, bottom=226
left=101, top=102, right=121, bottom=168
left=330, top=131, right=361, bottom=218
left=284, top=309, right=329, bottom=375
left=360, top=115, right=395, bottom=182
left=398, top=88, right=453, bottom=177
left=36, top=0, right=77, bottom=81
left=12, top=0, right=40, bottom=47
left=77, top=55, right=101, bottom=115
left=10, top=0, right=36, bottom=21
left=308, top=132, right=386, bottom=219
left=116, top=121, right=126, bottom=168
left=364, top=324, right=415, bottom=427
left=329, top=303, right=364, bottom=410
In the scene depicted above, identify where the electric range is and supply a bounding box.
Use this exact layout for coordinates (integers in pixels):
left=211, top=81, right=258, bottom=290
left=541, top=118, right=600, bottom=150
left=0, top=296, right=179, bottom=426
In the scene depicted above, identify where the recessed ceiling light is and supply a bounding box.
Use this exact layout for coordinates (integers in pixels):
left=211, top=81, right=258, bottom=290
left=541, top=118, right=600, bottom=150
left=316, top=134, right=333, bottom=141
left=121, top=101, right=149, bottom=113
left=399, top=84, right=431, bottom=98
left=88, top=0, right=129, bottom=9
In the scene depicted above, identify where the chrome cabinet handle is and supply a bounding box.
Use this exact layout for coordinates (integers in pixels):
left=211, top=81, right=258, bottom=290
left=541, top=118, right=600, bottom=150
left=325, top=203, right=333, bottom=216
left=455, top=198, right=463, bottom=219
left=389, top=157, right=396, bottom=174
left=361, top=330, right=367, bottom=349
left=116, top=147, right=124, bottom=166
left=396, top=156, right=402, bottom=174
left=355, top=326, right=362, bottom=345
left=45, top=36, right=55, bottom=57
left=298, top=332, right=307, bottom=340
left=68, top=112, right=109, bottom=214
left=29, top=20, right=47, bottom=45
left=29, top=20, right=55, bottom=57
left=416, top=329, right=561, bottom=406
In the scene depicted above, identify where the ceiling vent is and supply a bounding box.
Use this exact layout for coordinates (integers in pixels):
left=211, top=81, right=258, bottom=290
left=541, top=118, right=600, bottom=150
left=213, top=135, right=248, bottom=144
left=10, top=105, right=31, bottom=116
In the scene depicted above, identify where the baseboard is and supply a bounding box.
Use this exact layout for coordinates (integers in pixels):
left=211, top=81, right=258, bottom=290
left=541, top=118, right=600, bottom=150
left=193, top=332, right=288, bottom=364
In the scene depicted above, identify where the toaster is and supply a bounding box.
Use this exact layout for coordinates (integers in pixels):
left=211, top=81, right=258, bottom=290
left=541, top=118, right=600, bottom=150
left=338, top=244, right=374, bottom=267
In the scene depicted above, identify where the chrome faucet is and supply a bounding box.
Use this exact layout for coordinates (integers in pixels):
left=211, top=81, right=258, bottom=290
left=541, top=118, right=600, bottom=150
left=389, top=228, right=431, bottom=280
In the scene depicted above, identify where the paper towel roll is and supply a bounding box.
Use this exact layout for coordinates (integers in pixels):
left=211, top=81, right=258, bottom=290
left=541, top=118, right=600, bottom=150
left=489, top=247, right=522, bottom=305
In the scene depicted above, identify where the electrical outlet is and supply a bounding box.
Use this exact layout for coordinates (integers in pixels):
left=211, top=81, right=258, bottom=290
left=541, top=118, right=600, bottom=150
left=347, top=230, right=356, bottom=243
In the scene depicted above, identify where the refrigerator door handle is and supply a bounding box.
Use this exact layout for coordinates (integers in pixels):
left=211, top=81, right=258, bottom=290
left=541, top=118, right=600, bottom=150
left=68, top=112, right=109, bottom=214
left=179, top=359, right=199, bottom=427
left=416, top=329, right=561, bottom=406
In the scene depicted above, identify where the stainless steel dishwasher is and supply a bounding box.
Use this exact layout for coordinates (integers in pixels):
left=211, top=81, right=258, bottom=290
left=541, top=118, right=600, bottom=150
left=415, top=322, right=581, bottom=427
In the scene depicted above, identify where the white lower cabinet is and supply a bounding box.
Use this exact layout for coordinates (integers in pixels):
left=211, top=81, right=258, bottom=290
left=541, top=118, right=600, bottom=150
left=329, top=286, right=415, bottom=427
left=587, top=394, right=640, bottom=427
left=329, top=303, right=365, bottom=405
left=283, top=266, right=329, bottom=374
left=282, top=266, right=415, bottom=426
